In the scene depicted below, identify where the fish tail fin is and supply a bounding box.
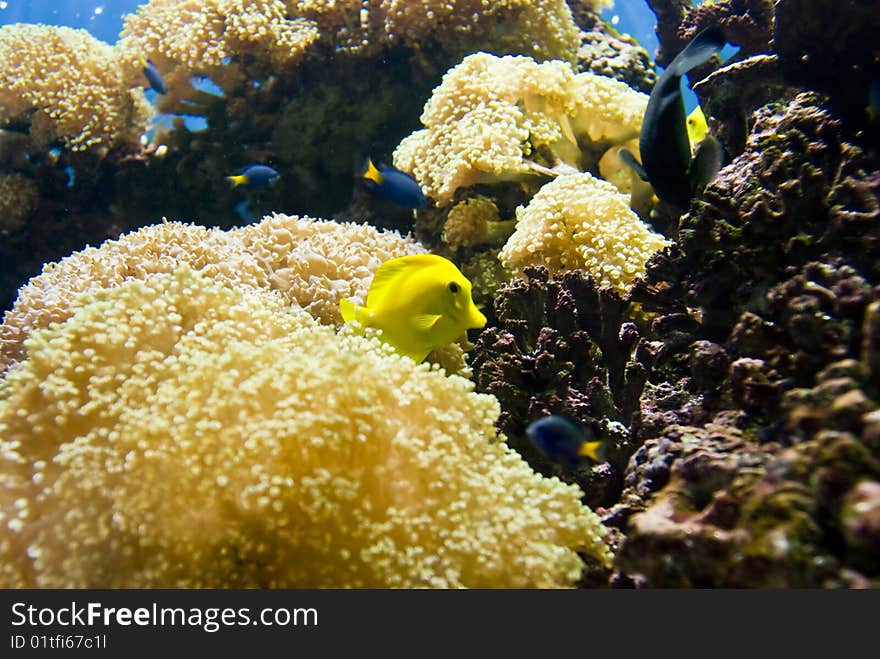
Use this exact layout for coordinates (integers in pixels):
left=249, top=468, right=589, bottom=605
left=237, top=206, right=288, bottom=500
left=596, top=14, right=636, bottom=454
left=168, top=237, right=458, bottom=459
left=360, top=157, right=384, bottom=185
left=578, top=440, right=606, bottom=463
left=226, top=175, right=247, bottom=188
left=689, top=134, right=724, bottom=192
left=340, top=298, right=361, bottom=323
left=669, top=25, right=726, bottom=77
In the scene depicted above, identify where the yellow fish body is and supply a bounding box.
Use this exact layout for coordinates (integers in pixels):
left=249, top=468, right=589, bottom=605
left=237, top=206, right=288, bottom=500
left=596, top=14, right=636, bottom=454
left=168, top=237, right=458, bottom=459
left=686, top=105, right=709, bottom=152
left=340, top=254, right=487, bottom=363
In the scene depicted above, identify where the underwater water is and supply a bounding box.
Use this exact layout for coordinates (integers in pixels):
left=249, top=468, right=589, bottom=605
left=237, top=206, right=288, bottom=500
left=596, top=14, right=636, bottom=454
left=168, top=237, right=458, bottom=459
left=0, top=0, right=878, bottom=590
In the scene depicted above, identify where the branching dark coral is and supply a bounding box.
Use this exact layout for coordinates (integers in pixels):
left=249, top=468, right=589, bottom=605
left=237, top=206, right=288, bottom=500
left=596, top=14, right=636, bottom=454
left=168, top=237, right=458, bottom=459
left=470, top=267, right=655, bottom=507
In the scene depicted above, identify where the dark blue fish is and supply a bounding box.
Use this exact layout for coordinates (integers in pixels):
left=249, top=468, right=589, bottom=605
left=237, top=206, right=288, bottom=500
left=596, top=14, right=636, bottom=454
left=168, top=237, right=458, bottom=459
left=525, top=415, right=606, bottom=468
left=361, top=159, right=427, bottom=209
left=226, top=164, right=280, bottom=190
left=621, top=25, right=727, bottom=210
left=140, top=58, right=167, bottom=95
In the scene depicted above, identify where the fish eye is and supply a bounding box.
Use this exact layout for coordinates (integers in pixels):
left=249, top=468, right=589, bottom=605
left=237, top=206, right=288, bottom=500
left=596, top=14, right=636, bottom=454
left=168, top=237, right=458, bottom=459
left=448, top=281, right=460, bottom=294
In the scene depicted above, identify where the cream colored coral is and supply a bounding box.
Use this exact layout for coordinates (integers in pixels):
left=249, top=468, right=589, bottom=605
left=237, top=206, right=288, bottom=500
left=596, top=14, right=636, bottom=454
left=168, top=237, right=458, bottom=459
left=117, top=0, right=320, bottom=82
left=500, top=172, right=669, bottom=293
left=393, top=52, right=648, bottom=205
left=461, top=252, right=513, bottom=310
left=0, top=214, right=423, bottom=372
left=0, top=174, right=39, bottom=235
left=441, top=196, right=515, bottom=249
left=290, top=0, right=581, bottom=61
left=0, top=267, right=611, bottom=588
left=232, top=212, right=425, bottom=323
left=0, top=24, right=153, bottom=152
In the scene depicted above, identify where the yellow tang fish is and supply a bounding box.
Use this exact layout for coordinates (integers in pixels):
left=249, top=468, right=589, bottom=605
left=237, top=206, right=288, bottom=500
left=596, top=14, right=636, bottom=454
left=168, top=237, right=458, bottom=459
left=340, top=254, right=487, bottom=363
left=686, top=105, right=709, bottom=152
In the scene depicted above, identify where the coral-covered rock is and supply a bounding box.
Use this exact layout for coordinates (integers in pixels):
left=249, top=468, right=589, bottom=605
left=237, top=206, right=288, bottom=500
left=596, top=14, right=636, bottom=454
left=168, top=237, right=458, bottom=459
left=613, top=413, right=880, bottom=586
left=649, top=93, right=880, bottom=334
left=646, top=0, right=773, bottom=72
left=572, top=13, right=657, bottom=94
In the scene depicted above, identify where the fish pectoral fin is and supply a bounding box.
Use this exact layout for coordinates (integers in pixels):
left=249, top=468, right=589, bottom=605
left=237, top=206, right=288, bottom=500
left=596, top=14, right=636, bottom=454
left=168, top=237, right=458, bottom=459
left=619, top=148, right=650, bottom=182
left=689, top=134, right=724, bottom=192
left=410, top=314, right=443, bottom=331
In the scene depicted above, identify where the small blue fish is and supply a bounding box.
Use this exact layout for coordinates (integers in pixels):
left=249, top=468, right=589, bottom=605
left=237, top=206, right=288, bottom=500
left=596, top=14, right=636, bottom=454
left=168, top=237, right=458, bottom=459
left=64, top=165, right=75, bottom=188
left=525, top=415, right=606, bottom=468
left=139, top=58, right=167, bottom=95
left=361, top=158, right=427, bottom=209
left=226, top=164, right=280, bottom=190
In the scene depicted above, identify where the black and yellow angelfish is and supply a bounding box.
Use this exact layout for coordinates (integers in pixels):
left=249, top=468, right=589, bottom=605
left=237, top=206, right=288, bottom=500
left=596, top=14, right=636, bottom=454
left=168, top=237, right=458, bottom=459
left=622, top=26, right=728, bottom=211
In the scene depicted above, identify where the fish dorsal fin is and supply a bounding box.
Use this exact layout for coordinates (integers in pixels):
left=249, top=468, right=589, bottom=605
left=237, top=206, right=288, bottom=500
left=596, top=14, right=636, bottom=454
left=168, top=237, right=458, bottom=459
left=411, top=314, right=443, bottom=331
left=689, top=134, right=724, bottom=192
left=619, top=148, right=650, bottom=182
left=366, top=254, right=447, bottom=308
left=668, top=26, right=726, bottom=77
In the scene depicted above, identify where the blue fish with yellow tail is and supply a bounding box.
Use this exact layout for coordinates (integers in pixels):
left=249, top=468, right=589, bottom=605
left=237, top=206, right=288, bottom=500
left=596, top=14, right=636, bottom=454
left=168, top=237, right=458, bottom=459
left=340, top=254, right=486, bottom=363
left=621, top=25, right=727, bottom=211
left=526, top=415, right=607, bottom=468
left=139, top=58, right=167, bottom=95
left=226, top=164, right=280, bottom=190
left=361, top=158, right=427, bottom=209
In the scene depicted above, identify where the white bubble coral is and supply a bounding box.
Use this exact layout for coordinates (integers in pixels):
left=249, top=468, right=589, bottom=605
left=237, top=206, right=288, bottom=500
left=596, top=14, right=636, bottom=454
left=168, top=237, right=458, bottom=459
left=0, top=214, right=423, bottom=372
left=0, top=267, right=611, bottom=588
left=499, top=172, right=670, bottom=293
left=0, top=24, right=153, bottom=152
left=393, top=52, right=648, bottom=205
left=441, top=196, right=516, bottom=249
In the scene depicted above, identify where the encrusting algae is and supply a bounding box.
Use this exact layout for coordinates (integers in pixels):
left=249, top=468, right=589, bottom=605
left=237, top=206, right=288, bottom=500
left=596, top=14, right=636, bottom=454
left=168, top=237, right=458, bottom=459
left=0, top=267, right=611, bottom=588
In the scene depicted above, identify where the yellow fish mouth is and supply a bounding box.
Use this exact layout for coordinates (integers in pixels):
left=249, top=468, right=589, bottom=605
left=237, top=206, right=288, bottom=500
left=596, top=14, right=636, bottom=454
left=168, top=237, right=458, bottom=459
left=469, top=308, right=488, bottom=329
